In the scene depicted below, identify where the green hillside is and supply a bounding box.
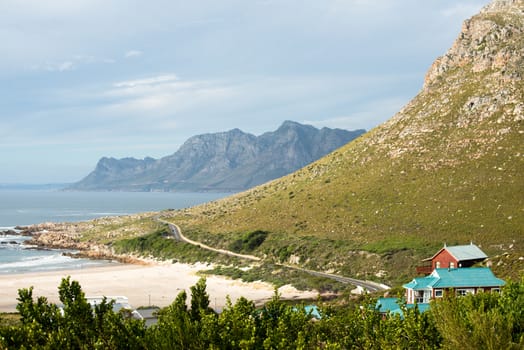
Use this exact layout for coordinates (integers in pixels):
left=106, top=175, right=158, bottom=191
left=162, top=1, right=524, bottom=284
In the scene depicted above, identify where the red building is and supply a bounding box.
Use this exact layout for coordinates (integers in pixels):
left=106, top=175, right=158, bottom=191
left=416, top=243, right=488, bottom=275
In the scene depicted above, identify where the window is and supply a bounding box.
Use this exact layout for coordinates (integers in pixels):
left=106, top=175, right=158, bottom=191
left=434, top=289, right=443, bottom=298
left=492, top=288, right=500, bottom=293
left=449, top=262, right=455, bottom=268
left=414, top=290, right=431, bottom=303
left=456, top=289, right=474, bottom=296
left=436, top=261, right=441, bottom=268
left=415, top=290, right=424, bottom=303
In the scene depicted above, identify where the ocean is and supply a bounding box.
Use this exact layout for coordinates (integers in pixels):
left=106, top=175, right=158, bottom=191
left=0, top=190, right=229, bottom=274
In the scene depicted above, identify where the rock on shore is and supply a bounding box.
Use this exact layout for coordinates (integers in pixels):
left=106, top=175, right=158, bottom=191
left=19, top=215, right=157, bottom=264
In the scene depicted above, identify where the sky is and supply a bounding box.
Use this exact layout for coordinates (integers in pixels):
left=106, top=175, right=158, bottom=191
left=0, top=0, right=490, bottom=184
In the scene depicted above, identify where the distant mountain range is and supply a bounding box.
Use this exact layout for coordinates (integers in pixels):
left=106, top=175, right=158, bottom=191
left=69, top=121, right=365, bottom=192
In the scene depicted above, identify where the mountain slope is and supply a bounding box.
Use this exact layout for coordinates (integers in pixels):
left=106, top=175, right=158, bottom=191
left=70, top=121, right=364, bottom=192
left=166, top=0, right=524, bottom=282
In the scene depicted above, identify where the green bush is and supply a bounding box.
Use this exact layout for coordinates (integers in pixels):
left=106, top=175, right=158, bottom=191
left=228, top=230, right=269, bottom=253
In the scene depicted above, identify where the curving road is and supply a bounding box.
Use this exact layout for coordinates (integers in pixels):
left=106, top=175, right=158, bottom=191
left=158, top=218, right=389, bottom=292
left=159, top=219, right=261, bottom=261
left=279, top=265, right=389, bottom=293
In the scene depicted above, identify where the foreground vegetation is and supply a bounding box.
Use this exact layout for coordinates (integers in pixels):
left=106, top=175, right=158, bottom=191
left=1, top=277, right=523, bottom=349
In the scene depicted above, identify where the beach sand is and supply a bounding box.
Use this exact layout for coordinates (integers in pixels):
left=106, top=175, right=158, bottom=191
left=0, top=262, right=318, bottom=312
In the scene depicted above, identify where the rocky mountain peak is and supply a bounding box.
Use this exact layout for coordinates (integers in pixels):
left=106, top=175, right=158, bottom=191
left=350, top=0, right=523, bottom=176
left=482, top=0, right=524, bottom=12
left=424, top=0, right=523, bottom=90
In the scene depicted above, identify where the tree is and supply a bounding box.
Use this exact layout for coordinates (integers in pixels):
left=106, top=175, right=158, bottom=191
left=149, top=289, right=203, bottom=349
left=1, top=277, right=147, bottom=349
left=190, top=277, right=212, bottom=322
left=13, top=286, right=61, bottom=347
left=216, top=296, right=259, bottom=348
left=431, top=281, right=524, bottom=350
left=54, top=276, right=96, bottom=348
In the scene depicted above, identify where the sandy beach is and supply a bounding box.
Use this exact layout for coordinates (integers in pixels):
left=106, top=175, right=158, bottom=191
left=0, top=262, right=318, bottom=313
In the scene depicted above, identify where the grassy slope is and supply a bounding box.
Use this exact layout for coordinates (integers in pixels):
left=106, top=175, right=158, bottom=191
left=161, top=8, right=523, bottom=285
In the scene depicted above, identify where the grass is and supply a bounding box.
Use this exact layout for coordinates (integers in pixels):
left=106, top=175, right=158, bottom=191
left=80, top=213, right=163, bottom=244
left=113, top=228, right=244, bottom=266
left=202, top=263, right=351, bottom=294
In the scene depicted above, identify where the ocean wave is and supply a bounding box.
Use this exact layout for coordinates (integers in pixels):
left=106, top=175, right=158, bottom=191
left=0, top=253, right=72, bottom=271
left=0, top=250, right=114, bottom=274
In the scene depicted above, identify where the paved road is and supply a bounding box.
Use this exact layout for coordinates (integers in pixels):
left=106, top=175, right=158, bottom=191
left=280, top=265, right=388, bottom=293
left=159, top=218, right=389, bottom=292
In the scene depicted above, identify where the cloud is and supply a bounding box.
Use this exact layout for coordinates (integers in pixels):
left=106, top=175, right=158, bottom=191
left=124, top=50, right=143, bottom=58
left=113, top=74, right=178, bottom=88
left=102, top=74, right=236, bottom=121
left=49, top=61, right=75, bottom=72
left=47, top=72, right=417, bottom=141
left=31, top=54, right=115, bottom=73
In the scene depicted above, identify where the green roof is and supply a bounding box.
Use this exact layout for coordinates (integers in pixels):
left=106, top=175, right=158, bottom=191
left=404, top=267, right=505, bottom=290
left=403, top=277, right=438, bottom=290
left=376, top=298, right=430, bottom=316
left=444, top=244, right=488, bottom=261
left=427, top=244, right=487, bottom=262
left=432, top=268, right=504, bottom=288
left=376, top=298, right=402, bottom=313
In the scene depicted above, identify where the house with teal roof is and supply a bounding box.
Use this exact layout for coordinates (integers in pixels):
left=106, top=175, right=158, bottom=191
left=403, top=267, right=505, bottom=304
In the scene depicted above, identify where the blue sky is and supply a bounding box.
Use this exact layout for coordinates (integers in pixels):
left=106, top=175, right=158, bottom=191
left=0, top=0, right=490, bottom=184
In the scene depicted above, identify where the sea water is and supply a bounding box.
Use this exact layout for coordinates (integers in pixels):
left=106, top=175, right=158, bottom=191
left=0, top=190, right=229, bottom=274
left=0, top=233, right=113, bottom=274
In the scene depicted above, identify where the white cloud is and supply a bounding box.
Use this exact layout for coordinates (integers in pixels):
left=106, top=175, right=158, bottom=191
left=51, top=61, right=75, bottom=72
left=102, top=77, right=236, bottom=120
left=113, top=74, right=179, bottom=88
left=94, top=72, right=419, bottom=138
left=31, top=54, right=115, bottom=73
left=108, top=94, right=173, bottom=113
left=124, top=50, right=143, bottom=58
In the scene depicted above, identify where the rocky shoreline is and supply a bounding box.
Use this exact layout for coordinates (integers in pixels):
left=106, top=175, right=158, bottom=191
left=0, top=228, right=30, bottom=236
left=9, top=222, right=149, bottom=265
